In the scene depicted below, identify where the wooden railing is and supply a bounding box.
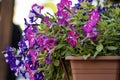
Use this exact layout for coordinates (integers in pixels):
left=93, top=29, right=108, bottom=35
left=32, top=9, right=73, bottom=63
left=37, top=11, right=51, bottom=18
left=0, top=0, right=14, bottom=80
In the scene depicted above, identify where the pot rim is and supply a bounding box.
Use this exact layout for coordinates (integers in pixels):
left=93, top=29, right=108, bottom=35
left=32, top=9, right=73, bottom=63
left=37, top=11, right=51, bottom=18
left=65, top=56, right=120, bottom=60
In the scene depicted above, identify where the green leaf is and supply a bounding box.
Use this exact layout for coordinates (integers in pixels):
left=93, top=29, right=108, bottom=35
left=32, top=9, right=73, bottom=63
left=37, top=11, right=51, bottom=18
left=70, top=20, right=79, bottom=25
left=64, top=27, right=71, bottom=31
left=55, top=44, right=65, bottom=50
left=66, top=46, right=74, bottom=53
left=37, top=57, right=44, bottom=61
left=108, top=23, right=116, bottom=27
left=83, top=54, right=91, bottom=60
left=101, top=13, right=109, bottom=19
left=61, top=34, right=66, bottom=40
left=53, top=60, right=60, bottom=66
left=65, top=51, right=73, bottom=56
left=93, top=51, right=99, bottom=58
left=99, top=21, right=107, bottom=27
left=106, top=19, right=114, bottom=23
left=96, top=44, right=103, bottom=52
left=106, top=46, right=118, bottom=50
left=115, top=8, right=120, bottom=16
left=61, top=50, right=68, bottom=56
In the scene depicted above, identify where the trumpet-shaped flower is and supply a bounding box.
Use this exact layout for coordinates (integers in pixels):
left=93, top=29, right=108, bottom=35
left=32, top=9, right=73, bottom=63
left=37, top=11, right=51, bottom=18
left=67, top=30, right=79, bottom=47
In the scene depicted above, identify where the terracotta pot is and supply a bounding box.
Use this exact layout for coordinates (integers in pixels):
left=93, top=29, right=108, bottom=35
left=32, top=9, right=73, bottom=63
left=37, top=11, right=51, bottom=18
left=66, top=56, right=120, bottom=80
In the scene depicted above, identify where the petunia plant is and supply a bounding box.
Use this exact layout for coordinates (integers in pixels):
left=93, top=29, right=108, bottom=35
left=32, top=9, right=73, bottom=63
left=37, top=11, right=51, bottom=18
left=3, top=0, right=120, bottom=80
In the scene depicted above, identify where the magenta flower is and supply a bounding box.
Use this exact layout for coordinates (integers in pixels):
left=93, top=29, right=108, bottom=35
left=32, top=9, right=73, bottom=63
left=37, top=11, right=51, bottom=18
left=24, top=63, right=34, bottom=80
left=82, top=9, right=100, bottom=40
left=89, top=9, right=100, bottom=26
left=36, top=34, right=57, bottom=51
left=29, top=49, right=38, bottom=65
left=24, top=25, right=36, bottom=47
left=86, top=28, right=98, bottom=40
left=57, top=0, right=72, bottom=26
left=43, top=38, right=57, bottom=51
left=44, top=17, right=51, bottom=27
left=82, top=23, right=93, bottom=33
left=36, top=34, right=47, bottom=50
left=57, top=0, right=72, bottom=10
left=67, top=30, right=79, bottom=47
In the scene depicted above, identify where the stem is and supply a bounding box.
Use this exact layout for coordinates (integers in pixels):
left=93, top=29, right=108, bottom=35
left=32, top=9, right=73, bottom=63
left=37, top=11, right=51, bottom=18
left=37, top=14, right=44, bottom=20
left=81, top=37, right=88, bottom=46
left=60, top=59, right=70, bottom=80
left=46, top=12, right=55, bottom=19
left=97, top=0, right=100, bottom=7
left=63, top=6, right=74, bottom=15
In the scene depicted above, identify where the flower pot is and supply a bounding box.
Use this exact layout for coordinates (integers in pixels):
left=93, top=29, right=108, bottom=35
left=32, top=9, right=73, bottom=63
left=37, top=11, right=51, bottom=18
left=66, top=56, right=120, bottom=80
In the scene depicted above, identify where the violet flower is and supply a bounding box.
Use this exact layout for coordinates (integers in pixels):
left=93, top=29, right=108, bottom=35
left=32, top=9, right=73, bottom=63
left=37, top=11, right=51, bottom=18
left=3, top=46, right=24, bottom=76
left=67, top=30, right=79, bottom=47
left=36, top=34, right=57, bottom=51
left=82, top=9, right=100, bottom=40
left=78, top=0, right=84, bottom=2
left=24, top=25, right=36, bottom=47
left=46, top=53, right=51, bottom=64
left=57, top=0, right=72, bottom=26
left=34, top=72, right=44, bottom=80
left=78, top=0, right=93, bottom=2
left=44, top=17, right=51, bottom=27
left=46, top=48, right=54, bottom=64
left=29, top=49, right=38, bottom=65
left=29, top=4, right=44, bottom=23
left=75, top=3, right=80, bottom=9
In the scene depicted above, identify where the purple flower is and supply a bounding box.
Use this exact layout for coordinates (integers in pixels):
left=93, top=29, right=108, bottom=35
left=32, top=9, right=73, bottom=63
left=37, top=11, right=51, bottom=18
left=24, top=63, right=34, bottom=80
left=43, top=38, right=57, bottom=51
left=98, top=6, right=106, bottom=13
left=18, top=40, right=28, bottom=52
left=3, top=46, right=23, bottom=76
left=82, top=21, right=94, bottom=33
left=82, top=9, right=100, bottom=40
left=86, top=28, right=98, bottom=40
left=57, top=0, right=72, bottom=26
left=78, top=0, right=92, bottom=2
left=75, top=3, right=80, bottom=9
left=29, top=4, right=44, bottom=23
left=57, top=0, right=72, bottom=10
left=67, top=30, right=79, bottom=47
left=32, top=4, right=44, bottom=16
left=83, top=12, right=86, bottom=16
left=57, top=10, right=70, bottom=26
left=34, top=72, right=44, bottom=80
left=36, top=34, right=47, bottom=50
left=36, top=34, right=57, bottom=51
left=44, top=17, right=51, bottom=27
left=78, top=0, right=84, bottom=2
left=87, top=0, right=93, bottom=2
left=46, top=53, right=51, bottom=64
left=24, top=25, right=36, bottom=47
left=45, top=48, right=54, bottom=64
left=89, top=9, right=100, bottom=23
left=29, top=11, right=38, bottom=23
left=24, top=18, right=30, bottom=27
left=29, top=49, right=38, bottom=65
